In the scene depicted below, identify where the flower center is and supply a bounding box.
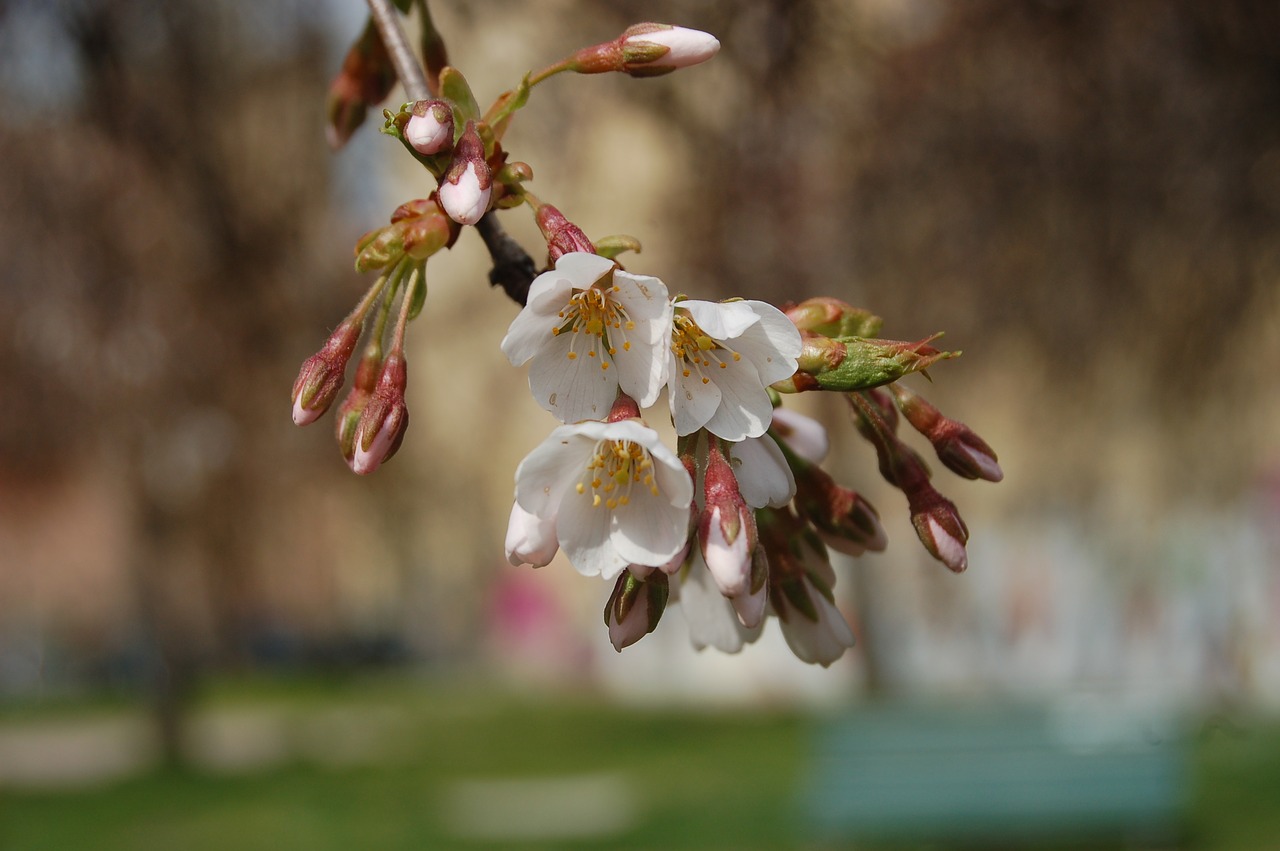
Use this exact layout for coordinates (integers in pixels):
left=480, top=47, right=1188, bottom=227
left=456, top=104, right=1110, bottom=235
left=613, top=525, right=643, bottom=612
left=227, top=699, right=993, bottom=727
left=671, top=313, right=741, bottom=384
left=551, top=284, right=637, bottom=371
left=574, top=439, right=661, bottom=510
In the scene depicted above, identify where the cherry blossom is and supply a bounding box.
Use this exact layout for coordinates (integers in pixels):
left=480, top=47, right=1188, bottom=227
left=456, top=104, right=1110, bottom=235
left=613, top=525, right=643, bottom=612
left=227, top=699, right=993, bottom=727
left=503, top=253, right=671, bottom=423
left=668, top=299, right=801, bottom=441
left=512, top=419, right=692, bottom=580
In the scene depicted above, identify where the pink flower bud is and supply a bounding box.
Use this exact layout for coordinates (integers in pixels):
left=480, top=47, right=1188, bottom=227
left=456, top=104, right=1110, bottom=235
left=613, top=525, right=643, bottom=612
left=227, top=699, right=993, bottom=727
left=291, top=320, right=361, bottom=426
left=790, top=452, right=887, bottom=556
left=351, top=353, right=409, bottom=475
left=604, top=570, right=669, bottom=652
left=324, top=21, right=396, bottom=149
left=439, top=121, right=492, bottom=226
left=535, top=203, right=596, bottom=263
left=621, top=24, right=720, bottom=76
left=698, top=440, right=758, bottom=597
left=505, top=501, right=558, bottom=567
left=404, top=99, right=454, bottom=155
left=908, top=484, right=969, bottom=573
left=891, top=384, right=1003, bottom=482
left=701, top=504, right=755, bottom=597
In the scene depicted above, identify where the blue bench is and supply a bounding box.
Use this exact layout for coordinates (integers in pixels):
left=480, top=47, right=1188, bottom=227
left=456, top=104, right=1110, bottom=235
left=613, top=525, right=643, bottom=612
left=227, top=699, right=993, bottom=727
left=801, top=702, right=1189, bottom=845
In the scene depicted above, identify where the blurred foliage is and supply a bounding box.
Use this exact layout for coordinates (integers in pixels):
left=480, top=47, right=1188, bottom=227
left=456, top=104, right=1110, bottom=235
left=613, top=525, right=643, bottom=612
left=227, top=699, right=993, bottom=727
left=0, top=677, right=1279, bottom=849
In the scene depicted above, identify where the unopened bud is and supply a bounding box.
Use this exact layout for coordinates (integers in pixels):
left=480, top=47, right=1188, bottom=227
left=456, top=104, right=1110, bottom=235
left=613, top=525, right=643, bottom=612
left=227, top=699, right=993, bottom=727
left=698, top=440, right=757, bottom=597
left=404, top=99, right=454, bottom=156
left=791, top=458, right=887, bottom=556
left=535, top=203, right=596, bottom=263
left=782, top=333, right=958, bottom=393
left=784, top=298, right=882, bottom=338
left=569, top=23, right=720, bottom=78
left=891, top=384, right=1003, bottom=482
left=334, top=346, right=381, bottom=465
left=906, top=482, right=969, bottom=572
left=604, top=570, right=669, bottom=651
left=620, top=24, right=720, bottom=76
left=291, top=320, right=362, bottom=426
left=351, top=352, right=409, bottom=475
left=439, top=121, right=492, bottom=225
left=325, top=19, right=396, bottom=149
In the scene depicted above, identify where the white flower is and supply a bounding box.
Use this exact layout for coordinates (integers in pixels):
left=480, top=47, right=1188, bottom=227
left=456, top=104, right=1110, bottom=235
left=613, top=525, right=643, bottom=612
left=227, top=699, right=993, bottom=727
left=677, top=550, right=763, bottom=653
left=769, top=407, right=830, bottom=464
left=505, top=501, right=558, bottom=567
left=772, top=537, right=854, bottom=667
left=668, top=299, right=801, bottom=441
left=503, top=253, right=672, bottom=423
left=438, top=162, right=491, bottom=225
left=728, top=434, right=795, bottom=509
left=513, top=419, right=692, bottom=580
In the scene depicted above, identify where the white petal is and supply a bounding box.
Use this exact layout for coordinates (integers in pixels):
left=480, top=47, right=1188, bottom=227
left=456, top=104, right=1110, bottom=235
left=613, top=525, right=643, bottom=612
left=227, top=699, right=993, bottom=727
left=678, top=554, right=760, bottom=653
left=611, top=271, right=672, bottom=326
left=611, top=492, right=689, bottom=568
left=628, top=26, right=720, bottom=69
left=927, top=517, right=968, bottom=572
left=552, top=251, right=615, bottom=286
left=729, top=304, right=801, bottom=386
left=770, top=407, right=829, bottom=464
left=701, top=355, right=771, bottom=441
left=527, top=330, right=619, bottom=423
left=702, top=508, right=752, bottom=597
left=500, top=274, right=575, bottom=366
left=778, top=580, right=854, bottom=667
left=505, top=502, right=559, bottom=567
left=730, top=435, right=795, bottom=509
left=681, top=299, right=758, bottom=340
left=513, top=426, right=590, bottom=517
left=439, top=163, right=490, bottom=225
left=557, top=479, right=627, bottom=579
left=612, top=330, right=668, bottom=410
left=669, top=352, right=723, bottom=436
left=731, top=581, right=768, bottom=629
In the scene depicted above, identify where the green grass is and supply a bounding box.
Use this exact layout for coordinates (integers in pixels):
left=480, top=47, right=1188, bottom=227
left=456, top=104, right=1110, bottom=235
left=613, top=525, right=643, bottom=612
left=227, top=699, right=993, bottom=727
left=1, top=676, right=1279, bottom=850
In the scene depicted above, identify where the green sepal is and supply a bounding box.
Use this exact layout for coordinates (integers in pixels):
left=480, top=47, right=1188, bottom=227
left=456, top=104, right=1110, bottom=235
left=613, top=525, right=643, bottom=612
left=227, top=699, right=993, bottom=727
left=595, top=234, right=643, bottom=260
left=487, top=73, right=532, bottom=140
left=813, top=337, right=958, bottom=391
left=813, top=309, right=882, bottom=339
left=439, top=67, right=480, bottom=126
left=405, top=263, right=427, bottom=321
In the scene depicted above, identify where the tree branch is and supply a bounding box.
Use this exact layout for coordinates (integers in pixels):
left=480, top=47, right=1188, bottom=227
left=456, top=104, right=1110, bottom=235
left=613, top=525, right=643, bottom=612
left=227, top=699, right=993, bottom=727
left=364, top=0, right=537, bottom=306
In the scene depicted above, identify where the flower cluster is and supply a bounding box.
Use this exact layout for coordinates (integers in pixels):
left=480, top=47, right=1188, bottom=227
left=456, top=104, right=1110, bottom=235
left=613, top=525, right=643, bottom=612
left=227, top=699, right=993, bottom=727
left=297, top=9, right=1003, bottom=666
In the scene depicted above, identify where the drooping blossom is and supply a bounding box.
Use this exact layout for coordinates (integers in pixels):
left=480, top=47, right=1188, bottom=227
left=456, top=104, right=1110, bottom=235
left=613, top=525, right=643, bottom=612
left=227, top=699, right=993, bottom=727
left=503, top=253, right=671, bottom=423
left=769, top=406, right=830, bottom=465
left=728, top=433, right=796, bottom=509
left=512, top=419, right=693, bottom=580
left=668, top=299, right=801, bottom=441
left=676, top=549, right=763, bottom=654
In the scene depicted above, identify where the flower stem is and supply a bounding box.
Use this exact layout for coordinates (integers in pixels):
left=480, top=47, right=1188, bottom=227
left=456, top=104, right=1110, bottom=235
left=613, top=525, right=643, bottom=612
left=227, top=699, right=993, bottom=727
left=366, top=0, right=429, bottom=101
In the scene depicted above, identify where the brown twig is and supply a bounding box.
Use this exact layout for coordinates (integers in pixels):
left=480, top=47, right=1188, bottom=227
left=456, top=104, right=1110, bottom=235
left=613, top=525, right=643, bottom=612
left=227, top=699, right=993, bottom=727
left=364, top=0, right=537, bottom=306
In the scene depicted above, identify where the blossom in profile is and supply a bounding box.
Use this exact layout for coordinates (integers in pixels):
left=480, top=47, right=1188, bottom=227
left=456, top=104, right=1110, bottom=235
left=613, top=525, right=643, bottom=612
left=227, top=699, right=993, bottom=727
left=502, top=252, right=671, bottom=423
left=620, top=24, right=721, bottom=75
left=668, top=299, right=801, bottom=441
left=513, top=419, right=693, bottom=580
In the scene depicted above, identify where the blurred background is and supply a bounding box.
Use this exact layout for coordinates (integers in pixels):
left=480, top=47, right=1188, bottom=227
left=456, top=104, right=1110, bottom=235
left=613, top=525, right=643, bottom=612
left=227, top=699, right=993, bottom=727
left=1, top=0, right=1278, bottom=847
